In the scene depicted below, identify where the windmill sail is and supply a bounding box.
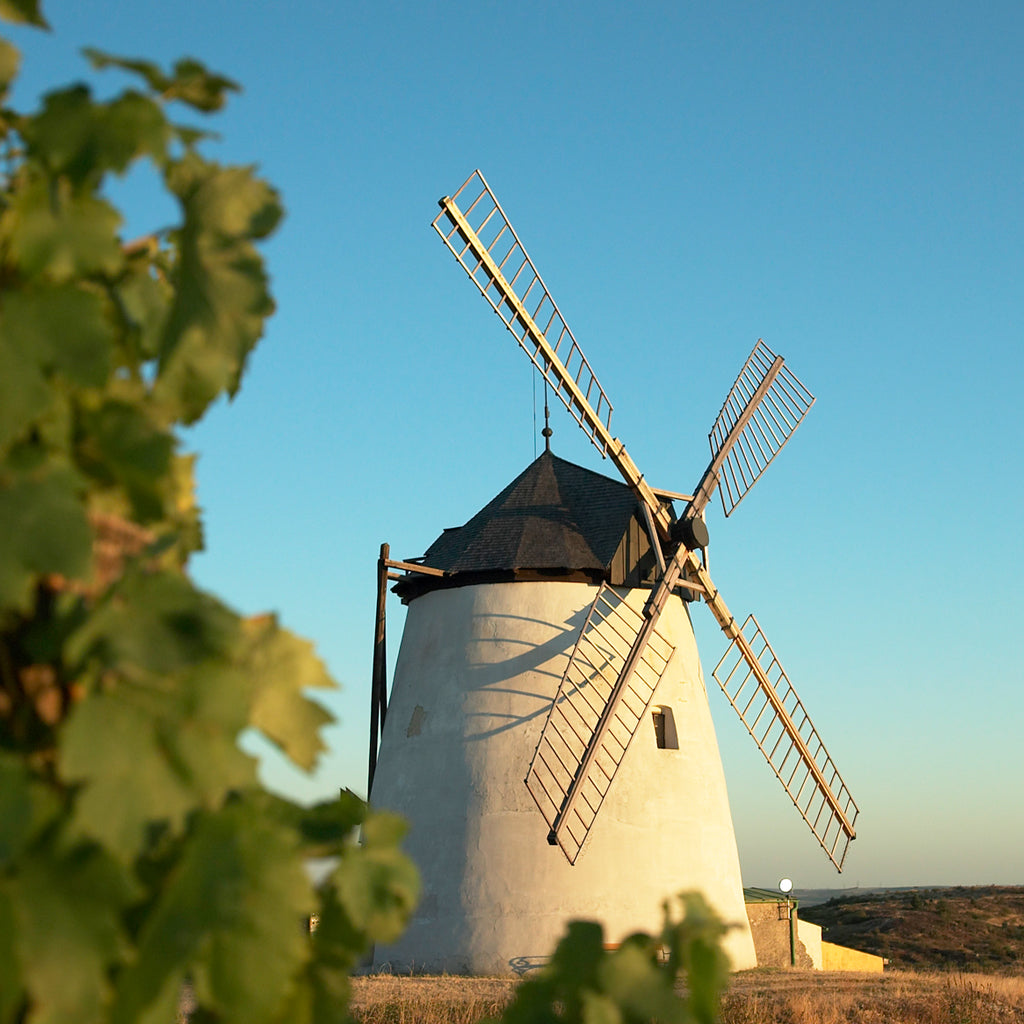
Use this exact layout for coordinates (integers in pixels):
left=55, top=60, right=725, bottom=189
left=433, top=170, right=672, bottom=538
left=712, top=614, right=859, bottom=869
left=526, top=583, right=675, bottom=864
left=706, top=340, right=815, bottom=518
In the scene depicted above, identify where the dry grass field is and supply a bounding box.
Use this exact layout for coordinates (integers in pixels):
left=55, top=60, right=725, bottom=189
left=351, top=970, right=1024, bottom=1023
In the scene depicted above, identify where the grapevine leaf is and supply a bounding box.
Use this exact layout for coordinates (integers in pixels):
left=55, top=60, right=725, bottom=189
left=581, top=990, right=623, bottom=1024
left=0, top=282, right=113, bottom=387
left=3, top=175, right=123, bottom=281
left=332, top=809, right=419, bottom=946
left=155, top=159, right=281, bottom=422
left=0, top=467, right=91, bottom=611
left=0, top=37, right=20, bottom=96
left=99, top=90, right=169, bottom=170
left=0, top=0, right=47, bottom=27
left=303, top=885, right=358, bottom=1023
left=59, top=661, right=256, bottom=862
left=167, top=57, right=239, bottom=112
left=598, top=942, right=681, bottom=1024
left=8, top=844, right=136, bottom=1024
left=0, top=754, right=60, bottom=867
left=0, top=888, right=25, bottom=1024
left=663, top=893, right=730, bottom=1024
left=112, top=802, right=314, bottom=1024
left=79, top=399, right=175, bottom=520
left=0, top=339, right=50, bottom=451
left=20, top=85, right=166, bottom=181
left=241, top=615, right=335, bottom=771
left=65, top=568, right=240, bottom=677
left=83, top=48, right=170, bottom=93
left=250, top=788, right=365, bottom=857
left=84, top=50, right=239, bottom=113
left=116, top=254, right=172, bottom=361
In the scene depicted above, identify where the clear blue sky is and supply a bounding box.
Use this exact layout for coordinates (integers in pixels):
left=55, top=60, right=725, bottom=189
left=8, top=2, right=1022, bottom=890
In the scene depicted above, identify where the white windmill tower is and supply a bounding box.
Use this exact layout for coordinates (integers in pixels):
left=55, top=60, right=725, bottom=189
left=367, top=171, right=858, bottom=975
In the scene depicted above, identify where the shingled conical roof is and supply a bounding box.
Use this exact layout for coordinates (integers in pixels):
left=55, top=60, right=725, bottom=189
left=396, top=452, right=655, bottom=601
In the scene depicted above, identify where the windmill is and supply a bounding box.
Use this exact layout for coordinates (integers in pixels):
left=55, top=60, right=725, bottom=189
left=367, top=170, right=858, bottom=975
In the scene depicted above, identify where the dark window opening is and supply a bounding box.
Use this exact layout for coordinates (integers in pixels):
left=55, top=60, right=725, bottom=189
left=652, top=705, right=678, bottom=749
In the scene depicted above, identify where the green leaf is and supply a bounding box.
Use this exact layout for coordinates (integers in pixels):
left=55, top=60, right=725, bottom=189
left=3, top=175, right=123, bottom=281
left=0, top=754, right=60, bottom=868
left=167, top=57, right=239, bottom=112
left=115, top=253, right=173, bottom=361
left=0, top=466, right=91, bottom=611
left=241, top=615, right=335, bottom=771
left=332, top=809, right=419, bottom=945
left=79, top=399, right=175, bottom=520
left=155, top=159, right=281, bottom=422
left=0, top=0, right=47, bottom=27
left=0, top=888, right=25, bottom=1024
left=0, top=339, right=50, bottom=452
left=252, top=788, right=365, bottom=856
left=0, top=282, right=113, bottom=388
left=99, top=90, right=169, bottom=169
left=581, top=990, right=622, bottom=1024
left=83, top=48, right=170, bottom=93
left=112, top=802, right=314, bottom=1024
left=21, top=85, right=167, bottom=181
left=0, top=37, right=20, bottom=96
left=59, top=667, right=257, bottom=862
left=65, top=568, right=240, bottom=677
left=84, top=50, right=239, bottom=113
left=7, top=844, right=136, bottom=1024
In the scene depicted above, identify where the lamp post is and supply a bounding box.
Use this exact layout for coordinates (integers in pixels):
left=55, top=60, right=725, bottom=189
left=780, top=878, right=795, bottom=966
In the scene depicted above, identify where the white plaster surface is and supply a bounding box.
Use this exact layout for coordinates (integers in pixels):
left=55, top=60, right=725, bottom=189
left=370, top=581, right=757, bottom=974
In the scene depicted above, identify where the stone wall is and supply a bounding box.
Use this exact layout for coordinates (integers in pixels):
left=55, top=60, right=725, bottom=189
left=745, top=902, right=818, bottom=968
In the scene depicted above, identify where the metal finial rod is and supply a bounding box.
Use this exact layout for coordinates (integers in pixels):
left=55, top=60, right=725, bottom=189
left=542, top=380, right=552, bottom=452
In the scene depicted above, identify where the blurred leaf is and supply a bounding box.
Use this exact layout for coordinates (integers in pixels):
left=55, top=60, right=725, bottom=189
left=0, top=754, right=60, bottom=867
left=254, top=787, right=365, bottom=856
left=115, top=254, right=172, bottom=361
left=333, top=809, right=419, bottom=945
left=8, top=844, right=136, bottom=1024
left=0, top=340, right=50, bottom=451
left=155, top=159, right=281, bottom=422
left=0, top=37, right=20, bottom=95
left=167, top=57, right=239, bottom=112
left=241, top=614, right=335, bottom=771
left=83, top=49, right=169, bottom=93
left=65, top=568, right=240, bottom=677
left=581, top=991, right=622, bottom=1024
left=59, top=663, right=256, bottom=862
left=21, top=86, right=166, bottom=181
left=2, top=175, right=123, bottom=281
left=0, top=889, right=25, bottom=1024
left=0, top=282, right=113, bottom=387
left=79, top=399, right=174, bottom=520
left=0, top=466, right=91, bottom=611
left=495, top=894, right=730, bottom=1024
left=112, top=802, right=314, bottom=1024
left=0, top=0, right=47, bottom=27
left=84, top=49, right=239, bottom=112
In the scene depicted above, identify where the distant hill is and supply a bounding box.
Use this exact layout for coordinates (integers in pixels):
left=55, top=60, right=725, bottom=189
left=798, top=885, right=1024, bottom=972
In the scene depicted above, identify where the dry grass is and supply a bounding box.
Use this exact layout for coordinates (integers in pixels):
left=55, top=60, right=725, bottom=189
left=350, top=970, right=1024, bottom=1023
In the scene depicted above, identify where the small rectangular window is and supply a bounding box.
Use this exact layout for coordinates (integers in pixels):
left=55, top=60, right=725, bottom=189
left=652, top=709, right=667, bottom=749
left=652, top=705, right=678, bottom=749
